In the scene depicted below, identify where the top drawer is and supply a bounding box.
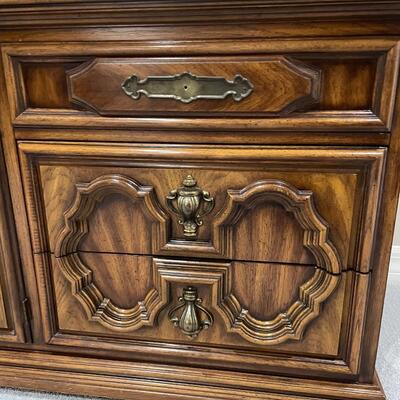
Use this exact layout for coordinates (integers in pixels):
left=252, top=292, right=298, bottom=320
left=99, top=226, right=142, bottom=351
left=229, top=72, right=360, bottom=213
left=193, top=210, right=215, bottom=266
left=67, top=56, right=320, bottom=116
left=5, top=39, right=399, bottom=134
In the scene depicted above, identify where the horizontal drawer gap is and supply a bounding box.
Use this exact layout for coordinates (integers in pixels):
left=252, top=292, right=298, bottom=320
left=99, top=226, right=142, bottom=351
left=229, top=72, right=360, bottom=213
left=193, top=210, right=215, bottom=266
left=33, top=248, right=364, bottom=275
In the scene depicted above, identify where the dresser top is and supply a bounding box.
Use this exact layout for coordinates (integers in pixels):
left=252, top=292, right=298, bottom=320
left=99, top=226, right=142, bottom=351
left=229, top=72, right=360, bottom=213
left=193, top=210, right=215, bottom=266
left=1, top=0, right=400, bottom=28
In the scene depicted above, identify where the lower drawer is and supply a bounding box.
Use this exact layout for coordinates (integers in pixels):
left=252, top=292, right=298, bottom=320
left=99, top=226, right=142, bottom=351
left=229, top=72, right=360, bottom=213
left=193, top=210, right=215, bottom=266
left=19, top=141, right=385, bottom=380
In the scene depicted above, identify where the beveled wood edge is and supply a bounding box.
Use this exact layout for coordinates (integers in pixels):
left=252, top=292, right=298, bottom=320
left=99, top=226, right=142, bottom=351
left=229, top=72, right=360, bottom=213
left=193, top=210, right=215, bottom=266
left=372, top=43, right=400, bottom=129
left=13, top=109, right=389, bottom=133
left=2, top=37, right=397, bottom=56
left=13, top=127, right=391, bottom=147
left=2, top=39, right=398, bottom=130
left=0, top=142, right=28, bottom=343
left=66, top=55, right=322, bottom=118
left=54, top=173, right=169, bottom=257
left=358, top=45, right=400, bottom=380
left=0, top=0, right=399, bottom=28
left=0, top=349, right=386, bottom=400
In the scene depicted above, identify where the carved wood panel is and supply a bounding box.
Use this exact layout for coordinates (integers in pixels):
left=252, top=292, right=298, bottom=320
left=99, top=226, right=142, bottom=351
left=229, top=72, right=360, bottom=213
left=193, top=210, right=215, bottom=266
left=18, top=143, right=385, bottom=368
left=52, top=173, right=341, bottom=342
left=67, top=56, right=321, bottom=116
left=47, top=251, right=365, bottom=378
left=29, top=151, right=384, bottom=273
left=54, top=174, right=169, bottom=257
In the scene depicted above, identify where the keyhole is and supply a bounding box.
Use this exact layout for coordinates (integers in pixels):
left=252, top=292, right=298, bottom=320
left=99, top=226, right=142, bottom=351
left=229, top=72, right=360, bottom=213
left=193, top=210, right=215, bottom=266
left=184, top=85, right=188, bottom=90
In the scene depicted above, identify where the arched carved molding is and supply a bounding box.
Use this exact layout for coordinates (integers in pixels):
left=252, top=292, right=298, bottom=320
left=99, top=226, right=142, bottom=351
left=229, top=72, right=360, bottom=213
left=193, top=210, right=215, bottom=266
left=54, top=174, right=169, bottom=257
left=204, top=179, right=342, bottom=344
left=153, top=258, right=340, bottom=345
left=221, top=269, right=339, bottom=344
left=54, top=176, right=341, bottom=339
left=54, top=174, right=170, bottom=330
left=212, top=180, right=341, bottom=274
left=57, top=253, right=166, bottom=330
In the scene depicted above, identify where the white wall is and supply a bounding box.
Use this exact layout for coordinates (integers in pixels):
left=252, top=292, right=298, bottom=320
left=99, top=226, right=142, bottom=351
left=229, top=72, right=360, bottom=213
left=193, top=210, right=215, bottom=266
left=390, top=208, right=400, bottom=274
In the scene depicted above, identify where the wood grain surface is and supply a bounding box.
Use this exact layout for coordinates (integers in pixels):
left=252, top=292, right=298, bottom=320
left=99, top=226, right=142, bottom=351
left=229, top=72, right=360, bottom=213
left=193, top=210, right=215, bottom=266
left=0, top=3, right=398, bottom=399
left=67, top=56, right=320, bottom=116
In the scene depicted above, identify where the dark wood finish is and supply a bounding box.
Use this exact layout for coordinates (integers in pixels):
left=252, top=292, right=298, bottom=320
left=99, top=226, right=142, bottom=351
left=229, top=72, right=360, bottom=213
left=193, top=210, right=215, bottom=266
left=1, top=2, right=399, bottom=399
left=0, top=0, right=400, bottom=28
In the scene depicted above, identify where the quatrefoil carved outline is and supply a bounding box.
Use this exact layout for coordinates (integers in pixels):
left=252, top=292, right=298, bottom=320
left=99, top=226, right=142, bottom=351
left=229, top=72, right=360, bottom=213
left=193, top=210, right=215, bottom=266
left=55, top=175, right=341, bottom=344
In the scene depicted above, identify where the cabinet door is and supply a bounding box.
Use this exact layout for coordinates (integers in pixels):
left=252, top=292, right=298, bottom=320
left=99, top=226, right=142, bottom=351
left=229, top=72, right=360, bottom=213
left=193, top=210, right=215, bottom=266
left=19, top=142, right=385, bottom=380
left=0, top=146, right=27, bottom=343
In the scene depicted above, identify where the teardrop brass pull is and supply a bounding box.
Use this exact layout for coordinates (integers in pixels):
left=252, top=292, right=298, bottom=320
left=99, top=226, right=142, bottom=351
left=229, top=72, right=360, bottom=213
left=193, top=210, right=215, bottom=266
left=166, top=175, right=214, bottom=238
left=168, top=287, right=214, bottom=339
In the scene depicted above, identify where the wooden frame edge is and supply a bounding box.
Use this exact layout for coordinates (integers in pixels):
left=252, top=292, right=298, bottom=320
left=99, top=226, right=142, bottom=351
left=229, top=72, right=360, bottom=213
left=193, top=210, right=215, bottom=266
left=0, top=349, right=386, bottom=400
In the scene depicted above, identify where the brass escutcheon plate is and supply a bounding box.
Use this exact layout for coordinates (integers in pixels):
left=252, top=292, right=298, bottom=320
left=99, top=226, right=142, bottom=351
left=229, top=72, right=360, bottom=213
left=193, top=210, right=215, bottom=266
left=122, top=72, right=254, bottom=103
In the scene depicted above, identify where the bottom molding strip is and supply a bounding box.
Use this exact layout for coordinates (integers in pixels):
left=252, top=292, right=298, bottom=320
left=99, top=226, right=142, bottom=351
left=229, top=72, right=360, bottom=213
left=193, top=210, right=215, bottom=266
left=0, top=349, right=386, bottom=400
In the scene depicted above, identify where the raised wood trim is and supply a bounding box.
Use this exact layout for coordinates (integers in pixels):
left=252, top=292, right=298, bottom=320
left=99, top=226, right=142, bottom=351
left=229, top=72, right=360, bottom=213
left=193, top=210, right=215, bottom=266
left=0, top=349, right=386, bottom=400
left=66, top=56, right=321, bottom=117
left=4, top=38, right=399, bottom=132
left=155, top=259, right=339, bottom=345
left=0, top=0, right=400, bottom=28
left=213, top=180, right=341, bottom=272
left=14, top=109, right=388, bottom=133
left=55, top=174, right=169, bottom=257
left=53, top=175, right=341, bottom=342
left=0, top=142, right=28, bottom=343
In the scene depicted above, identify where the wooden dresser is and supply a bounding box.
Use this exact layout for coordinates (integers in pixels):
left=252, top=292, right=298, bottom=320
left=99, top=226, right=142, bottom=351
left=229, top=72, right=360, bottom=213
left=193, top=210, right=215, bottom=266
left=0, top=1, right=399, bottom=399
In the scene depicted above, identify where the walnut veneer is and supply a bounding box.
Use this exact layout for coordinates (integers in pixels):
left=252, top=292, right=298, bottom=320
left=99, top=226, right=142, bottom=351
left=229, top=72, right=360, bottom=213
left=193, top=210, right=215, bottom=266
left=0, top=1, right=399, bottom=399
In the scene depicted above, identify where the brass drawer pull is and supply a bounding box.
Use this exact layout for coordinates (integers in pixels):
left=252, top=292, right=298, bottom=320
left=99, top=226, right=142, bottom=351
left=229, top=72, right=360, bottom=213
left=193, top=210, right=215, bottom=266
left=166, top=175, right=214, bottom=238
left=168, top=287, right=214, bottom=338
left=122, top=71, right=253, bottom=103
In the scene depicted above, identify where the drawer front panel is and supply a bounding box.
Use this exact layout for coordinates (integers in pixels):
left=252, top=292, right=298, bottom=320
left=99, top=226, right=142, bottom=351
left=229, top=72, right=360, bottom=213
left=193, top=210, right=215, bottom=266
left=19, top=142, right=384, bottom=379
left=5, top=39, right=399, bottom=135
left=20, top=143, right=384, bottom=273
left=67, top=57, right=320, bottom=116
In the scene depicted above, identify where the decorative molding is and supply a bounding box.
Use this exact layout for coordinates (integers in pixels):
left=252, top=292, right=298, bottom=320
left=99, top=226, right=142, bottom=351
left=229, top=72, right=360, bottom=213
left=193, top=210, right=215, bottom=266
left=54, top=176, right=341, bottom=337
left=55, top=174, right=169, bottom=257
left=1, top=1, right=400, bottom=28
left=213, top=180, right=342, bottom=275
left=66, top=56, right=320, bottom=117
left=57, top=253, right=166, bottom=330
left=155, top=258, right=340, bottom=345
left=0, top=349, right=387, bottom=400
left=54, top=174, right=170, bottom=330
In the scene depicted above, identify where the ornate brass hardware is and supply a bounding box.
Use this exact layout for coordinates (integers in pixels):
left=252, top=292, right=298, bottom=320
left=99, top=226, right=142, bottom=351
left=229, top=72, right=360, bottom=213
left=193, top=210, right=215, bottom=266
left=168, top=286, right=213, bottom=338
left=166, top=175, right=214, bottom=238
left=122, top=72, right=253, bottom=103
